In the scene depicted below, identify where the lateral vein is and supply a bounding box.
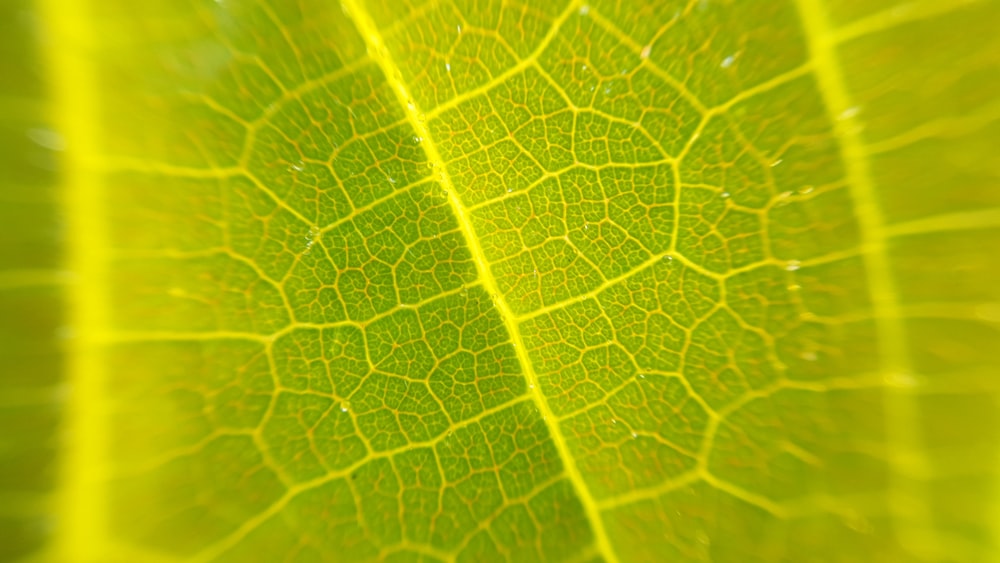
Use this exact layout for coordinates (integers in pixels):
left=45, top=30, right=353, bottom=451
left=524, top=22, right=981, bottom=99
left=794, top=0, right=934, bottom=557
left=40, top=0, right=109, bottom=559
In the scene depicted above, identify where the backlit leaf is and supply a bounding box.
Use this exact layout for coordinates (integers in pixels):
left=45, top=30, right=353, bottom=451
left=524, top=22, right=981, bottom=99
left=2, top=0, right=999, bottom=561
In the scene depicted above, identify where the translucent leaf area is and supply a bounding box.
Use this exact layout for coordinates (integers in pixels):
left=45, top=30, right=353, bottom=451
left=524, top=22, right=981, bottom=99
left=1, top=0, right=999, bottom=561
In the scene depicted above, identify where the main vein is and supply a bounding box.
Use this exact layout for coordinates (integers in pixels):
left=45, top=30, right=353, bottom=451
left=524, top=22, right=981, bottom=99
left=41, top=0, right=109, bottom=560
left=794, top=0, right=934, bottom=557
left=339, top=2, right=619, bottom=561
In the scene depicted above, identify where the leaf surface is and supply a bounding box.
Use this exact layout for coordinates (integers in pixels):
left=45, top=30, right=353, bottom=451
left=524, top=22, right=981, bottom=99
left=3, top=0, right=1000, bottom=561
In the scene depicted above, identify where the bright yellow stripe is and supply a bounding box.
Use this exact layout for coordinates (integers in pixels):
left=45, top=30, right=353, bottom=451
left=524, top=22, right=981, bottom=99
left=794, top=0, right=935, bottom=558
left=40, top=0, right=109, bottom=559
left=339, top=1, right=620, bottom=561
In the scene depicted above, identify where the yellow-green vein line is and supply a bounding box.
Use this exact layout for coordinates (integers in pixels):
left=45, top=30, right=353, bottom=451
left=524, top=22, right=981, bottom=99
left=425, top=0, right=583, bottom=119
left=340, top=1, right=620, bottom=561
left=41, top=0, right=108, bottom=558
left=794, top=0, right=935, bottom=557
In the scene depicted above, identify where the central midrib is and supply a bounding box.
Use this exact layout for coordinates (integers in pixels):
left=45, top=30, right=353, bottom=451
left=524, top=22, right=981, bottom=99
left=340, top=2, right=620, bottom=561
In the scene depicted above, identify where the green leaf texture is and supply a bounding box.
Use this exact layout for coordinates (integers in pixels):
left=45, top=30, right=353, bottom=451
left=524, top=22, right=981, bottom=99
left=0, top=0, right=66, bottom=560
left=4, top=0, right=1000, bottom=561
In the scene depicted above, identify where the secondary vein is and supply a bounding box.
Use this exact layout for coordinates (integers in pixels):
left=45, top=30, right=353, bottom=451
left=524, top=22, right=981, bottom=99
left=40, top=0, right=109, bottom=559
left=794, top=0, right=934, bottom=557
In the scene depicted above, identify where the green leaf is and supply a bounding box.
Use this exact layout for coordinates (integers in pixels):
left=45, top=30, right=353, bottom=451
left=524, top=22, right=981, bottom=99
left=2, top=0, right=999, bottom=561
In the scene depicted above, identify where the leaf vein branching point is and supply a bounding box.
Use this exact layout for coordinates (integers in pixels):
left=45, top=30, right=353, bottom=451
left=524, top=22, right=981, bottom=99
left=340, top=1, right=620, bottom=561
left=193, top=393, right=538, bottom=562
left=424, top=0, right=584, bottom=120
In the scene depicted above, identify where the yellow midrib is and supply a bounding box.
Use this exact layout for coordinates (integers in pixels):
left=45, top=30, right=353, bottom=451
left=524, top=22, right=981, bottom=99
left=339, top=2, right=620, bottom=561
left=793, top=0, right=934, bottom=558
left=40, top=0, right=109, bottom=560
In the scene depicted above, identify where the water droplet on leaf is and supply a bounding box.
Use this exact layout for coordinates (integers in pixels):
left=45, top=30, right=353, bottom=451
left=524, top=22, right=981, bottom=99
left=27, top=127, right=65, bottom=151
left=838, top=106, right=860, bottom=120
